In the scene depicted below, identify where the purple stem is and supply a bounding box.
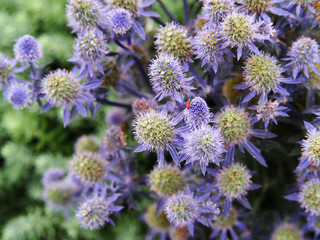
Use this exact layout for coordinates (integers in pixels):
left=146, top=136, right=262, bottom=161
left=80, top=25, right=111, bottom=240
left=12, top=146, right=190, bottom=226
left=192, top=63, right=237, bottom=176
left=183, top=0, right=189, bottom=26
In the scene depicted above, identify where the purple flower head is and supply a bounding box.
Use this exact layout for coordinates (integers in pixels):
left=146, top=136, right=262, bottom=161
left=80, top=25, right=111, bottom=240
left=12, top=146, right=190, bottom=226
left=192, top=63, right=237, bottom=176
left=148, top=53, right=194, bottom=102
left=155, top=22, right=193, bottom=63
left=301, top=122, right=320, bottom=167
left=133, top=110, right=181, bottom=168
left=0, top=53, right=15, bottom=89
left=256, top=18, right=276, bottom=40
left=76, top=183, right=123, bottom=230
left=180, top=124, right=225, bottom=175
left=201, top=0, right=235, bottom=22
left=5, top=82, right=32, bottom=110
left=237, top=0, right=289, bottom=17
left=102, top=126, right=127, bottom=155
left=298, top=179, right=320, bottom=216
left=107, top=8, right=133, bottom=36
left=169, top=226, right=191, bottom=240
left=184, top=97, right=211, bottom=128
left=74, top=135, right=100, bottom=154
left=14, top=35, right=42, bottom=64
left=106, top=108, right=126, bottom=126
left=132, top=98, right=158, bottom=116
left=271, top=222, right=303, bottom=240
left=70, top=30, right=108, bottom=77
left=220, top=12, right=265, bottom=60
left=285, top=37, right=320, bottom=79
left=71, top=151, right=106, bottom=184
left=41, top=167, right=65, bottom=187
left=192, top=26, right=225, bottom=73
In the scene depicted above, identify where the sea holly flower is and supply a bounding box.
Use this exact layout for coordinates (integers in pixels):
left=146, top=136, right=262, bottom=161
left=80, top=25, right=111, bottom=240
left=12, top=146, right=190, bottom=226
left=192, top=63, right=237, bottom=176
left=133, top=110, right=181, bottom=168
left=14, top=35, right=42, bottom=65
left=0, top=53, right=16, bottom=89
left=201, top=0, right=235, bottom=23
left=184, top=97, right=212, bottom=129
left=271, top=222, right=304, bottom=240
left=284, top=36, right=320, bottom=79
left=76, top=183, right=123, bottom=230
left=74, top=135, right=100, bottom=154
left=41, top=168, right=66, bottom=187
left=132, top=98, right=158, bottom=116
left=102, top=126, right=127, bottom=156
left=180, top=124, right=225, bottom=175
left=106, top=8, right=134, bottom=37
left=5, top=82, right=33, bottom=110
left=148, top=53, right=194, bottom=102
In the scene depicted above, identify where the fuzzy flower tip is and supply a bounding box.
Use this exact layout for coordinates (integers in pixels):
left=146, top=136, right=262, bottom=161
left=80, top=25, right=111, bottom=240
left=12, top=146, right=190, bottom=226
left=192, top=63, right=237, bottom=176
left=75, top=135, right=100, bottom=154
left=149, top=165, right=185, bottom=196
left=107, top=0, right=139, bottom=16
left=271, top=223, right=303, bottom=240
left=107, top=8, right=133, bottom=36
left=14, top=35, right=42, bottom=64
left=202, top=0, right=235, bottom=22
left=0, top=53, right=15, bottom=88
left=71, top=151, right=106, bottom=184
left=301, top=122, right=320, bottom=167
left=6, top=83, right=32, bottom=110
left=184, top=97, right=211, bottom=128
left=181, top=124, right=225, bottom=175
left=285, top=37, right=320, bottom=79
left=298, top=179, right=320, bottom=216
left=103, top=126, right=127, bottom=154
left=155, top=22, right=192, bottom=62
left=132, top=98, right=158, bottom=116
left=148, top=53, right=194, bottom=102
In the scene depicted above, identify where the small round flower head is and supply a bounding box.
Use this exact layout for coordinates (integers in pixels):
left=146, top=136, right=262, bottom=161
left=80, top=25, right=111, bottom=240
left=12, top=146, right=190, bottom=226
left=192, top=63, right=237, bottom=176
left=42, top=69, right=80, bottom=107
left=169, top=226, right=190, bottom=240
left=71, top=30, right=108, bottom=76
left=14, top=35, right=42, bottom=64
left=71, top=151, right=106, bottom=184
left=41, top=167, right=65, bottom=187
left=217, top=163, right=252, bottom=199
left=301, top=124, right=320, bottom=166
left=0, top=53, right=15, bottom=88
left=214, top=208, right=237, bottom=230
left=286, top=37, right=320, bottom=79
left=149, top=53, right=193, bottom=102
left=185, top=97, right=211, bottom=128
left=164, top=191, right=200, bottom=227
left=132, top=98, right=158, bottom=116
left=271, top=222, right=303, bottom=240
left=202, top=0, right=235, bottom=22
left=214, top=106, right=251, bottom=145
left=192, top=27, right=225, bottom=73
left=149, top=165, right=185, bottom=196
left=106, top=0, right=139, bottom=16
left=107, top=8, right=133, bottom=36
left=181, top=125, right=225, bottom=175
left=298, top=179, right=320, bottom=216
left=102, top=126, right=126, bottom=154
left=5, top=83, right=32, bottom=110
left=155, top=22, right=193, bottom=62
left=74, top=135, right=100, bottom=154
left=144, top=203, right=171, bottom=232
left=106, top=108, right=126, bottom=126
left=221, top=12, right=261, bottom=60
left=239, top=0, right=272, bottom=13
left=308, top=63, right=320, bottom=90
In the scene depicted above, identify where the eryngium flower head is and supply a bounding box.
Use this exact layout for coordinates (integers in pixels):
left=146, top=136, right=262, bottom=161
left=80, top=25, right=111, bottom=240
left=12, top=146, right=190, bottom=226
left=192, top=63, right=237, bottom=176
left=169, top=226, right=191, bottom=240
left=0, top=53, right=15, bottom=89
left=181, top=125, right=225, bottom=175
left=71, top=151, right=106, bottom=184
left=42, top=69, right=81, bottom=106
left=149, top=53, right=193, bottom=102
left=301, top=124, right=320, bottom=166
left=202, top=0, right=235, bottom=22
left=164, top=191, right=200, bottom=227
left=149, top=165, right=185, bottom=196
left=133, top=110, right=177, bottom=152
left=75, top=135, right=100, bottom=154
left=107, top=8, right=133, bottom=36
left=14, top=35, right=42, bottom=64
left=106, top=0, right=139, bottom=16
left=185, top=97, right=211, bottom=128
left=192, top=27, right=225, bottom=72
left=214, top=207, right=237, bottom=230
left=144, top=203, right=171, bottom=232
left=155, top=22, right=192, bottom=62
left=132, top=98, right=158, bottom=116
left=41, top=167, right=65, bottom=187
left=217, top=163, right=252, bottom=199
left=286, top=37, right=320, bottom=78
left=271, top=223, right=303, bottom=240
left=221, top=12, right=261, bottom=59
left=214, top=106, right=251, bottom=144
left=298, top=179, right=320, bottom=216
left=103, top=126, right=126, bottom=154
left=5, top=83, right=32, bottom=110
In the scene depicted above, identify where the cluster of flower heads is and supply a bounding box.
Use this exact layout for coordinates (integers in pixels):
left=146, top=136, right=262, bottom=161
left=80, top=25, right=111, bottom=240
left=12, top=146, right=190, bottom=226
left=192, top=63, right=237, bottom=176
left=5, top=0, right=320, bottom=238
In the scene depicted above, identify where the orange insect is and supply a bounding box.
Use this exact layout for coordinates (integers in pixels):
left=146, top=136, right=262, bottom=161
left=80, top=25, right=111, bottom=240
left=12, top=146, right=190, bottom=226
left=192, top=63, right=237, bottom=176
left=186, top=100, right=190, bottom=109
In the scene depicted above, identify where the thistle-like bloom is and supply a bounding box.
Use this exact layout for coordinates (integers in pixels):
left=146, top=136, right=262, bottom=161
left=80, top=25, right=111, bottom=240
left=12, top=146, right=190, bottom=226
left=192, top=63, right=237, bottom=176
left=132, top=98, right=158, bottom=116
left=155, top=22, right=193, bottom=65
left=201, top=0, right=235, bottom=22
left=14, top=35, right=42, bottom=64
left=76, top=183, right=123, bottom=230
left=148, top=53, right=194, bottom=102
left=220, top=12, right=264, bottom=60
left=298, top=179, right=320, bottom=216
left=271, top=222, right=304, bottom=240
left=102, top=126, right=127, bottom=155
left=106, top=8, right=133, bottom=36
left=237, top=0, right=289, bottom=17
left=285, top=37, right=320, bottom=79
left=192, top=26, right=225, bottom=73
left=184, top=97, right=212, bottom=129
left=133, top=110, right=181, bottom=168
left=164, top=188, right=219, bottom=236
left=70, top=30, right=108, bottom=77
left=41, top=167, right=65, bottom=187
left=71, top=151, right=106, bottom=184
left=239, top=52, right=292, bottom=105
left=180, top=125, right=225, bottom=175
left=149, top=164, right=185, bottom=196
left=74, top=135, right=100, bottom=154
left=0, top=53, right=15, bottom=89
left=5, top=82, right=32, bottom=110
